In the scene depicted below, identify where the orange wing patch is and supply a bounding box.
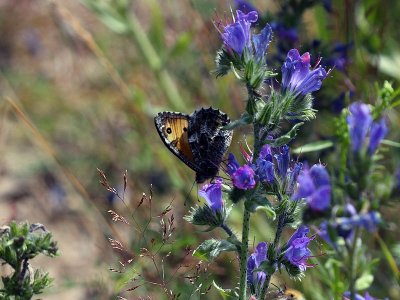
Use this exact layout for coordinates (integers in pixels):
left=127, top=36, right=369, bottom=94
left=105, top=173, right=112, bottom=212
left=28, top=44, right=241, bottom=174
left=163, top=117, right=194, bottom=161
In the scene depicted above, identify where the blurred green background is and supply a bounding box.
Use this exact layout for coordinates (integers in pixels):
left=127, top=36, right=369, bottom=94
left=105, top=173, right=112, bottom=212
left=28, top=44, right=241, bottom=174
left=0, top=0, right=399, bottom=299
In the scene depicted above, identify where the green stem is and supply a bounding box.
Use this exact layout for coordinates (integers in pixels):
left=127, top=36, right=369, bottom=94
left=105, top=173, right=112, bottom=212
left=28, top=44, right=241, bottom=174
left=238, top=208, right=251, bottom=300
left=348, top=228, right=361, bottom=300
left=221, top=223, right=234, bottom=237
left=259, top=213, right=285, bottom=298
left=125, top=11, right=186, bottom=111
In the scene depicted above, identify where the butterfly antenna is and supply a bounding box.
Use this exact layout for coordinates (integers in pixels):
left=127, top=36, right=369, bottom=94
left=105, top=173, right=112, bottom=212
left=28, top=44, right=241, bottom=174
left=184, top=179, right=197, bottom=206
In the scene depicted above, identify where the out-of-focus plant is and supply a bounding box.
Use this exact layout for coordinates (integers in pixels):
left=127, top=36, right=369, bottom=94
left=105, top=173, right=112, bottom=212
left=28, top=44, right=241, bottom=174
left=0, top=222, right=58, bottom=300
left=301, top=82, right=398, bottom=300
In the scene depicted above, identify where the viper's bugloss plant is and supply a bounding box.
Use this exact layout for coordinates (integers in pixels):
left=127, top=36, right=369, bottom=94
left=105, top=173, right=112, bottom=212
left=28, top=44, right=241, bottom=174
left=184, top=8, right=332, bottom=300
left=182, top=6, right=399, bottom=300
left=0, top=222, right=58, bottom=300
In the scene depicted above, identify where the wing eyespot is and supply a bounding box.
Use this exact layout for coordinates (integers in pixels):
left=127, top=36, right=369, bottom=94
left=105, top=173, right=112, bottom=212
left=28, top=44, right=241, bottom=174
left=183, top=127, right=188, bottom=132
left=166, top=128, right=172, bottom=134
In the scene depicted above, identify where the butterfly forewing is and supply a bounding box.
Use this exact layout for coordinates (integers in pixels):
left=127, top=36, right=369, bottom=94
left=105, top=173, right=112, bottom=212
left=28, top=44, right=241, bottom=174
left=154, top=112, right=200, bottom=173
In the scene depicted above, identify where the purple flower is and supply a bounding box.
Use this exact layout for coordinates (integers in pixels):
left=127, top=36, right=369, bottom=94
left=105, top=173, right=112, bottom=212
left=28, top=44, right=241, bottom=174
left=343, top=292, right=378, bottom=300
left=259, top=144, right=273, bottom=160
left=247, top=242, right=268, bottom=287
left=227, top=153, right=240, bottom=176
left=281, top=49, right=327, bottom=96
left=317, top=204, right=356, bottom=247
left=287, top=162, right=303, bottom=195
left=255, top=159, right=274, bottom=183
left=255, top=144, right=274, bottom=183
left=252, top=24, right=273, bottom=59
left=337, top=211, right=381, bottom=233
left=368, top=118, right=388, bottom=155
left=232, top=164, right=256, bottom=190
left=274, top=145, right=290, bottom=179
left=347, top=103, right=373, bottom=153
left=292, top=164, right=331, bottom=211
left=220, top=10, right=258, bottom=55
left=285, top=226, right=314, bottom=271
left=347, top=102, right=389, bottom=155
left=198, top=179, right=224, bottom=212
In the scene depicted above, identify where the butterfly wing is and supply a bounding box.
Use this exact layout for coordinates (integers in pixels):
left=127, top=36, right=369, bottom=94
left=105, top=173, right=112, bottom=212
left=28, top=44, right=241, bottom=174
left=188, top=107, right=233, bottom=182
left=154, top=112, right=201, bottom=173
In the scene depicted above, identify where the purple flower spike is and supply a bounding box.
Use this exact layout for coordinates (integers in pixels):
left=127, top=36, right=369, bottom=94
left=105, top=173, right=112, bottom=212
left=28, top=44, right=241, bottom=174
left=247, top=242, right=268, bottom=286
left=368, top=118, right=388, bottom=155
left=198, top=178, right=224, bottom=212
left=221, top=10, right=258, bottom=55
left=347, top=102, right=372, bottom=153
left=232, top=164, right=256, bottom=190
left=292, top=164, right=331, bottom=212
left=281, top=49, right=327, bottom=96
left=285, top=226, right=314, bottom=272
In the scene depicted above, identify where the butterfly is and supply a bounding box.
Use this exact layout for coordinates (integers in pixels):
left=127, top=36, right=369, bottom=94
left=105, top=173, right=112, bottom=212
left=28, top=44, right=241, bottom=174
left=154, top=107, right=233, bottom=183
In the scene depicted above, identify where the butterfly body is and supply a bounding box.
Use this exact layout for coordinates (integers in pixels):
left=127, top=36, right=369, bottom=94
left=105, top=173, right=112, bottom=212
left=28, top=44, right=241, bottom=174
left=154, top=107, right=232, bottom=183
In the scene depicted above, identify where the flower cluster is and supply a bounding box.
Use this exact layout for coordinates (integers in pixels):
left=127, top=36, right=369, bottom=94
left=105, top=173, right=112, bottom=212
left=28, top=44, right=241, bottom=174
left=292, top=164, right=331, bottom=212
left=347, top=102, right=388, bottom=155
left=227, top=144, right=302, bottom=194
left=215, top=9, right=272, bottom=60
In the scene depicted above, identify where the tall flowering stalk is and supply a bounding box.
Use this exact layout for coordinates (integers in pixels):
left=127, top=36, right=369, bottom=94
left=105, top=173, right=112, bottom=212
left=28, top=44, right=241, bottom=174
left=186, top=8, right=329, bottom=300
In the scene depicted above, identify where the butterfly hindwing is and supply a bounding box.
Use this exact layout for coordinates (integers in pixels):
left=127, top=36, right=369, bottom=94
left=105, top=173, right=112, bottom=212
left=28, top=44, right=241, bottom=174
left=154, top=112, right=200, bottom=173
left=188, top=107, right=233, bottom=182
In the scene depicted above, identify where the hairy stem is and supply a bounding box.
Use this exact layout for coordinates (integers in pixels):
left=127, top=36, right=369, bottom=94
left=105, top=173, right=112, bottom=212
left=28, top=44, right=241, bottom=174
left=221, top=223, right=234, bottom=237
left=238, top=208, right=251, bottom=300
left=349, top=228, right=360, bottom=300
left=259, top=213, right=286, bottom=298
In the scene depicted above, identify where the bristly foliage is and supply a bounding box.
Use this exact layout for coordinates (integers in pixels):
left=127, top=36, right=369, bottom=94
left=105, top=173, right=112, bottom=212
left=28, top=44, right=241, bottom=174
left=99, top=170, right=212, bottom=299
left=0, top=222, right=58, bottom=299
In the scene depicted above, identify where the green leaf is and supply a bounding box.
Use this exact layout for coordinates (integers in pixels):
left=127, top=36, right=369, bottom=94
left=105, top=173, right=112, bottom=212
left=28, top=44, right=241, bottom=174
left=193, top=239, right=236, bottom=261
left=355, top=272, right=374, bottom=290
left=244, top=194, right=275, bottom=220
left=376, top=234, right=400, bottom=283
left=292, top=140, right=334, bottom=154
left=222, top=112, right=252, bottom=130
left=148, top=1, right=165, bottom=51
left=264, top=122, right=304, bottom=147
left=82, top=0, right=128, bottom=34
left=169, top=32, right=192, bottom=58
left=212, top=281, right=238, bottom=299
left=381, top=139, right=400, bottom=148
